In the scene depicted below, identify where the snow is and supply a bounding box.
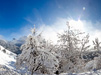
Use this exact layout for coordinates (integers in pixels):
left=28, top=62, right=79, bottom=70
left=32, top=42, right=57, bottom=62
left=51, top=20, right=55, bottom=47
left=0, top=45, right=21, bottom=75
left=16, top=33, right=59, bottom=74
left=0, top=65, right=20, bottom=75
left=59, top=69, right=101, bottom=75
left=0, top=45, right=16, bottom=69
left=0, top=26, right=101, bottom=75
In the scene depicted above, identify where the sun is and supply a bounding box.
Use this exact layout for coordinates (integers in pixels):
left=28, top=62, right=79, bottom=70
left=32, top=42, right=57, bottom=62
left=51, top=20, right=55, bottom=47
left=69, top=19, right=84, bottom=31
left=83, top=7, right=85, bottom=11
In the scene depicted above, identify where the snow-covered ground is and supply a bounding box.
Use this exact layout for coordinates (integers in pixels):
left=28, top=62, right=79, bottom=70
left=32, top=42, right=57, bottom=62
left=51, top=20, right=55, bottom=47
left=0, top=45, right=16, bottom=69
left=0, top=45, right=101, bottom=75
left=0, top=45, right=21, bottom=75
left=60, top=69, right=101, bottom=75
left=0, top=65, right=20, bottom=75
left=0, top=45, right=29, bottom=75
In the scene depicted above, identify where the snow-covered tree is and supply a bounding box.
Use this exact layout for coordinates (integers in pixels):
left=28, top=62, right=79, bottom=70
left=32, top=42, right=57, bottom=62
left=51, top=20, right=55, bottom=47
left=16, top=26, right=59, bottom=75
left=57, top=22, right=90, bottom=73
left=93, top=38, right=101, bottom=51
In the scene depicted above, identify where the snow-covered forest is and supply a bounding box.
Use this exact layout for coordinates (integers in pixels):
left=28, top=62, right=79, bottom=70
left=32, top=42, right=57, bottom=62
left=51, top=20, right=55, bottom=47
left=0, top=0, right=101, bottom=75
left=0, top=22, right=101, bottom=75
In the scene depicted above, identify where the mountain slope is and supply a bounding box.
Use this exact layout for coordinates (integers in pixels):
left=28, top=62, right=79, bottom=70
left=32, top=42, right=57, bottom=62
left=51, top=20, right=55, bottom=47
left=0, top=45, right=21, bottom=75
left=0, top=45, right=16, bottom=69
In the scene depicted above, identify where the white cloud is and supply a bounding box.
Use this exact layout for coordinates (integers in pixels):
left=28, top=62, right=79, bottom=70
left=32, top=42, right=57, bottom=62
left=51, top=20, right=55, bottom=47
left=37, top=18, right=101, bottom=44
left=37, top=18, right=68, bottom=44
left=12, top=17, right=101, bottom=45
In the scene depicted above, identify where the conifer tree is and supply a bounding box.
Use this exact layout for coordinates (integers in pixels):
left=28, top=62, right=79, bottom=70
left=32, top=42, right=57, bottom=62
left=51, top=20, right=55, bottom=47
left=16, top=25, right=59, bottom=75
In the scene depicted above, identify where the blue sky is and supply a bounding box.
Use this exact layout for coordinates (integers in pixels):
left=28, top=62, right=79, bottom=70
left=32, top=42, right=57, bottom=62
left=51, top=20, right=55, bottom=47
left=0, top=0, right=101, bottom=40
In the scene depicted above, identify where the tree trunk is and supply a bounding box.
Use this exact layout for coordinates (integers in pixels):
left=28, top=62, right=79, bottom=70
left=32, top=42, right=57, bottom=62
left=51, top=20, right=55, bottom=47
left=31, top=66, right=36, bottom=75
left=31, top=63, right=41, bottom=75
left=31, top=68, right=34, bottom=75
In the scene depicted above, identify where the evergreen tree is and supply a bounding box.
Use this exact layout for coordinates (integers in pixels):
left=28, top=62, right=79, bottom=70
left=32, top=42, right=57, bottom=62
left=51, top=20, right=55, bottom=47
left=16, top=25, right=59, bottom=75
